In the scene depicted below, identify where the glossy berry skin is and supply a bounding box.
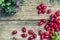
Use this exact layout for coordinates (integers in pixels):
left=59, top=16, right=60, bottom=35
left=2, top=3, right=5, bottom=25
left=28, top=36, right=33, bottom=40
left=28, top=30, right=34, bottom=35
left=45, top=25, right=51, bottom=31
left=55, top=18, right=60, bottom=24
left=47, top=9, right=51, bottom=14
left=40, top=35, right=44, bottom=39
left=40, top=3, right=47, bottom=9
left=38, top=30, right=43, bottom=36
left=41, top=19, right=46, bottom=23
left=38, top=10, right=41, bottom=15
left=44, top=32, right=49, bottom=36
left=47, top=27, right=51, bottom=31
left=33, top=34, right=37, bottom=39
left=44, top=35, right=49, bottom=38
left=22, top=27, right=26, bottom=32
left=41, top=9, right=46, bottom=13
left=49, top=32, right=53, bottom=37
left=55, top=10, right=60, bottom=16
left=55, top=27, right=59, bottom=32
left=21, top=33, right=27, bottom=38
left=12, top=30, right=17, bottom=35
left=38, top=21, right=44, bottom=26
left=37, top=5, right=41, bottom=10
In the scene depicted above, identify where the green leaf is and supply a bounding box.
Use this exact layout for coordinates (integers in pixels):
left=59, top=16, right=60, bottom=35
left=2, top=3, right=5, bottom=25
left=6, top=3, right=11, bottom=6
left=52, top=30, right=59, bottom=40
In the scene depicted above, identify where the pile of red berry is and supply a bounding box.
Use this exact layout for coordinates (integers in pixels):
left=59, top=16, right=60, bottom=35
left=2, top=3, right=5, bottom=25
left=38, top=10, right=60, bottom=40
left=21, top=27, right=37, bottom=40
left=38, top=30, right=53, bottom=40
left=45, top=10, right=60, bottom=32
left=11, top=3, right=60, bottom=40
left=37, top=3, right=51, bottom=15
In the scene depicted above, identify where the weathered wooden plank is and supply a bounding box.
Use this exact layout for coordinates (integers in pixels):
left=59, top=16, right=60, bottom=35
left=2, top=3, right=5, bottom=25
left=0, top=21, right=60, bottom=40
left=0, top=0, right=60, bottom=20
left=0, top=21, right=45, bottom=40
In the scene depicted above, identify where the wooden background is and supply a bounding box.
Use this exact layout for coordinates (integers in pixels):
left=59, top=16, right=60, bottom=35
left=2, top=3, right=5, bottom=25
left=0, top=0, right=60, bottom=40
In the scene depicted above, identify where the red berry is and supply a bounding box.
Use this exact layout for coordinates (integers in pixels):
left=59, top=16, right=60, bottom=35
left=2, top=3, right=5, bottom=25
left=36, top=5, right=41, bottom=10
left=12, top=30, right=17, bottom=35
left=28, top=36, right=33, bottom=40
left=40, top=35, right=44, bottom=39
left=50, top=27, right=54, bottom=31
left=50, top=14, right=55, bottom=19
left=55, top=10, right=60, bottom=16
left=45, top=25, right=49, bottom=29
left=42, top=9, right=46, bottom=13
left=28, top=30, right=34, bottom=35
left=55, top=27, right=59, bottom=32
left=49, top=32, right=53, bottom=37
left=38, top=21, right=44, bottom=26
left=33, top=34, right=37, bottom=39
left=54, top=14, right=57, bottom=18
left=41, top=19, right=46, bottom=23
left=38, top=30, right=43, bottom=36
left=44, top=32, right=49, bottom=36
left=47, top=9, right=51, bottom=14
left=56, top=18, right=60, bottom=24
left=21, top=33, right=27, bottom=38
left=47, top=27, right=51, bottom=31
left=22, top=27, right=26, bottom=32
left=38, top=10, right=41, bottom=15
left=53, top=24, right=58, bottom=28
left=44, top=35, right=49, bottom=38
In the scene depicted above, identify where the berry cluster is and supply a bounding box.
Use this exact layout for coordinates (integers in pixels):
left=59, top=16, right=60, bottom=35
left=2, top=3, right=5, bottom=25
left=21, top=27, right=37, bottom=40
left=37, top=10, right=60, bottom=40
left=11, top=27, right=37, bottom=40
left=11, top=3, right=60, bottom=40
left=37, top=3, right=51, bottom=15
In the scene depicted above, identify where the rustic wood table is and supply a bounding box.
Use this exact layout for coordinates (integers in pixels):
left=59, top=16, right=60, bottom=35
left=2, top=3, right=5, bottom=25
left=0, top=0, right=60, bottom=40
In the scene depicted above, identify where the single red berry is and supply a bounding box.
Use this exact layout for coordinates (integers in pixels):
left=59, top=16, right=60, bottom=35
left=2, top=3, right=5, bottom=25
left=58, top=26, right=60, bottom=29
left=21, top=33, right=27, bottom=38
left=38, top=30, right=43, bottom=35
left=53, top=24, right=58, bottom=28
left=54, top=14, right=57, bottom=18
left=28, top=36, right=33, bottom=40
left=28, top=30, right=34, bottom=35
left=46, top=27, right=51, bottom=31
left=45, top=25, right=49, bottom=29
left=22, top=27, right=26, bottom=32
left=50, top=27, right=54, bottom=31
left=38, top=21, right=44, bottom=26
left=12, top=30, right=17, bottom=35
left=37, top=10, right=42, bottom=15
left=41, top=9, right=46, bottom=13
left=56, top=18, right=60, bottom=24
left=55, top=10, right=60, bottom=16
left=41, top=39, right=44, bottom=40
left=47, top=9, right=51, bottom=14
left=36, top=5, right=41, bottom=10
left=55, top=27, right=59, bottom=32
left=44, top=35, right=49, bottom=38
left=50, top=14, right=55, bottom=19
left=49, top=32, right=53, bottom=37
left=40, top=35, right=44, bottom=39
left=41, top=19, right=46, bottom=23
left=44, top=32, right=49, bottom=36
left=33, top=34, right=37, bottom=39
